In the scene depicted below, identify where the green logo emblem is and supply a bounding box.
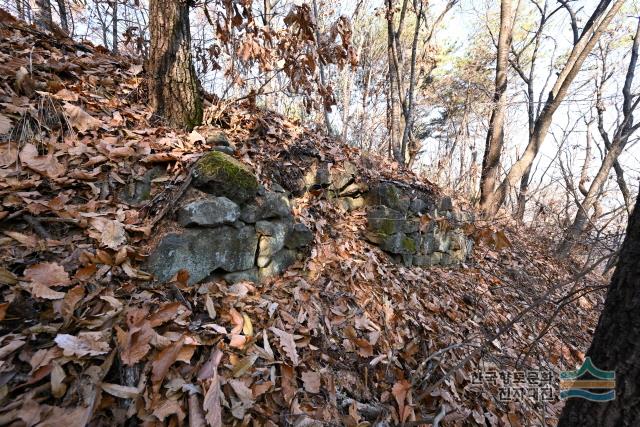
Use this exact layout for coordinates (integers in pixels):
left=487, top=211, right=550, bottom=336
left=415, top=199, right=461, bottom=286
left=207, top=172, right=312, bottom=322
left=560, top=357, right=615, bottom=402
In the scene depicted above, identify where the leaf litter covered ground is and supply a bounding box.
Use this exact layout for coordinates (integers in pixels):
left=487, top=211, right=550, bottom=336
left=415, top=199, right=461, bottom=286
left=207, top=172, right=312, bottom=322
left=0, top=13, right=608, bottom=426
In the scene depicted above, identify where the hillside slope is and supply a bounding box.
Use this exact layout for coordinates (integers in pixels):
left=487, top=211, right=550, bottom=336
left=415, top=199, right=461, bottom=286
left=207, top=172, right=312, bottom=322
left=0, top=13, right=607, bottom=426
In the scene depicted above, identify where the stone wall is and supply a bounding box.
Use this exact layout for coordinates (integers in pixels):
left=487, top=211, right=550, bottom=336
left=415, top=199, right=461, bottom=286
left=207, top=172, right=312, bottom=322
left=147, top=149, right=474, bottom=286
left=364, top=182, right=473, bottom=267
left=299, top=160, right=474, bottom=268
left=147, top=151, right=313, bottom=285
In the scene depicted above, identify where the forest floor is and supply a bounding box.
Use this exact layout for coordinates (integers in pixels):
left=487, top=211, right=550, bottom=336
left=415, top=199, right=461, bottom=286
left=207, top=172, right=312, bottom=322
left=0, top=12, right=608, bottom=426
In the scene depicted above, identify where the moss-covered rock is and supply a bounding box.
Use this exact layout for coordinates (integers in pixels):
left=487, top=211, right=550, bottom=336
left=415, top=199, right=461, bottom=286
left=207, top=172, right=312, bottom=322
left=192, top=151, right=259, bottom=204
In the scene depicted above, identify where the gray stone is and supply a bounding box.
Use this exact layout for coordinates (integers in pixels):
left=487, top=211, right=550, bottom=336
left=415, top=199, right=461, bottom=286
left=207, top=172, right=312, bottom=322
left=177, top=197, right=240, bottom=227
left=260, top=192, right=292, bottom=219
left=284, top=223, right=314, bottom=249
left=339, top=182, right=368, bottom=197
left=381, top=233, right=417, bottom=254
left=367, top=182, right=410, bottom=212
left=259, top=249, right=297, bottom=279
left=429, top=252, right=442, bottom=265
left=147, top=226, right=258, bottom=285
left=192, top=151, right=259, bottom=204
left=423, top=234, right=437, bottom=254
left=338, top=197, right=366, bottom=212
left=240, top=204, right=259, bottom=223
left=401, top=254, right=413, bottom=266
left=224, top=269, right=259, bottom=284
left=330, top=161, right=357, bottom=191
left=256, top=220, right=293, bottom=267
left=413, top=255, right=430, bottom=267
left=206, top=130, right=230, bottom=146
left=439, top=196, right=453, bottom=212
left=367, top=206, right=406, bottom=236
left=409, top=198, right=428, bottom=215
left=403, top=219, right=420, bottom=234
left=119, top=166, right=163, bottom=207
left=213, top=146, right=234, bottom=155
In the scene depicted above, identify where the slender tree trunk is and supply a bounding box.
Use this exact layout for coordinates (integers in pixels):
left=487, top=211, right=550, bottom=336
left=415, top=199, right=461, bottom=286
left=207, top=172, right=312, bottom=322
left=558, top=192, right=640, bottom=426
left=148, top=0, right=202, bottom=129
left=386, top=0, right=402, bottom=161
left=111, top=0, right=118, bottom=53
left=479, top=0, right=513, bottom=210
left=311, top=0, right=334, bottom=136
left=56, top=0, right=68, bottom=33
left=556, top=17, right=640, bottom=257
left=31, top=0, right=52, bottom=31
left=17, top=0, right=25, bottom=20
left=482, top=0, right=623, bottom=217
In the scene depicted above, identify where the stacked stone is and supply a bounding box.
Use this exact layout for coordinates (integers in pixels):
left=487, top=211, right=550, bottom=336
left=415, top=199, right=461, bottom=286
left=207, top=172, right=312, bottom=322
left=364, top=182, right=473, bottom=267
left=147, top=150, right=313, bottom=285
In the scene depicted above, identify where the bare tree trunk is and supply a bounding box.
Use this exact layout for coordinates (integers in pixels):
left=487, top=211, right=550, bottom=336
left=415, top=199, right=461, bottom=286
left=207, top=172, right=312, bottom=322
left=479, top=0, right=514, bottom=210
left=311, top=0, right=334, bottom=136
left=399, top=0, right=423, bottom=164
left=17, top=0, right=25, bottom=20
left=111, top=0, right=118, bottom=53
left=31, top=0, right=52, bottom=31
left=56, top=0, right=68, bottom=33
left=558, top=192, right=640, bottom=426
left=482, top=0, right=623, bottom=217
left=148, top=0, right=202, bottom=129
left=386, top=0, right=402, bottom=162
left=556, top=18, right=640, bottom=257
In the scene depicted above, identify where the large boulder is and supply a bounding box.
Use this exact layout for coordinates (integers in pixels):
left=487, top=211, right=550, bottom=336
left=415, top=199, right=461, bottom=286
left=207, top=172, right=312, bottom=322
left=177, top=197, right=240, bottom=227
left=147, top=226, right=258, bottom=284
left=192, top=151, right=259, bottom=204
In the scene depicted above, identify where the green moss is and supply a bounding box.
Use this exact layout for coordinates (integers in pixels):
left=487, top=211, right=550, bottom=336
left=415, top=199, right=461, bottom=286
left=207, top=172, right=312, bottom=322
left=379, top=218, right=398, bottom=236
left=193, top=151, right=259, bottom=203
left=402, top=236, right=417, bottom=253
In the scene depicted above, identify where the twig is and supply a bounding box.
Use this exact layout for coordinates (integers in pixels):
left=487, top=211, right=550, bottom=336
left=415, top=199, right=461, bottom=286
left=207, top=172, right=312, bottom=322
left=148, top=168, right=193, bottom=228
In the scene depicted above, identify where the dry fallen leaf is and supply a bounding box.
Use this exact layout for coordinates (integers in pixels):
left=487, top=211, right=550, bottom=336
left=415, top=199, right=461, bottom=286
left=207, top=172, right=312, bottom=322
left=101, top=382, right=141, bottom=399
left=63, top=103, right=102, bottom=133
left=301, top=371, right=321, bottom=394
left=202, top=349, right=223, bottom=427
left=269, top=327, right=299, bottom=366
left=151, top=336, right=185, bottom=390
left=0, top=113, right=12, bottom=135
left=54, top=332, right=110, bottom=357
left=90, top=217, right=127, bottom=249
left=19, top=144, right=66, bottom=178
left=24, top=262, right=71, bottom=288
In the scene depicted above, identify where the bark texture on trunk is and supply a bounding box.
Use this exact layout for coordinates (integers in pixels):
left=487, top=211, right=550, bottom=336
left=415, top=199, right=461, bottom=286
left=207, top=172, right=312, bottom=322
left=148, top=0, right=202, bottom=130
left=479, top=0, right=512, bottom=210
left=558, top=192, right=640, bottom=426
left=56, top=0, right=68, bottom=33
left=32, top=0, right=52, bottom=31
